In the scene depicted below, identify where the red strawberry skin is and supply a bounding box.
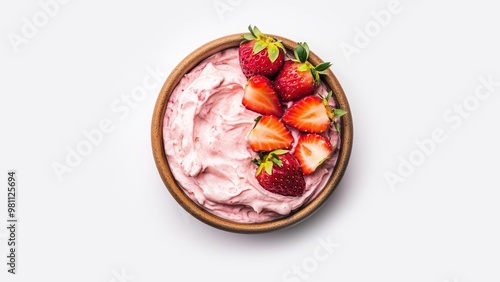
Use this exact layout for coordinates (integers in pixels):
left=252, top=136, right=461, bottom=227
left=282, top=95, right=330, bottom=133
left=255, top=152, right=305, bottom=197
left=242, top=75, right=284, bottom=117
left=239, top=40, right=284, bottom=79
left=294, top=133, right=333, bottom=175
left=274, top=61, right=319, bottom=102
left=247, top=115, right=294, bottom=152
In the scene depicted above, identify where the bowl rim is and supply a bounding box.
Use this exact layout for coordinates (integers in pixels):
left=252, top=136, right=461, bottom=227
left=151, top=33, right=353, bottom=234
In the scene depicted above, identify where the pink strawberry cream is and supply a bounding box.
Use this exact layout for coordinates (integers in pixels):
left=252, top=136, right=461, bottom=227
left=163, top=47, right=340, bottom=223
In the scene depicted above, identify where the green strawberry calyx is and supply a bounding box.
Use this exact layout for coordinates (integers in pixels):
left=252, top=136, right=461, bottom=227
left=293, top=42, right=332, bottom=83
left=319, top=91, right=347, bottom=131
left=242, top=25, right=286, bottom=63
left=252, top=149, right=289, bottom=176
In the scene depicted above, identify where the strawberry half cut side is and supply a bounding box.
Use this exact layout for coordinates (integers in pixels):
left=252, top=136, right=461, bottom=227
left=247, top=115, right=294, bottom=152
left=283, top=91, right=347, bottom=133
left=282, top=95, right=330, bottom=133
left=242, top=75, right=284, bottom=117
left=294, top=133, right=333, bottom=175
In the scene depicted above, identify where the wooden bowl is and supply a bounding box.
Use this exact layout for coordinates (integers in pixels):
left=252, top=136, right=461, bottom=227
left=151, top=33, right=353, bottom=233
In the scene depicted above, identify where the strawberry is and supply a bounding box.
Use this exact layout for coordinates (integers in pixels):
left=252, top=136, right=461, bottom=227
left=247, top=115, right=294, bottom=152
left=239, top=25, right=286, bottom=79
left=252, top=149, right=305, bottom=197
left=294, top=133, right=333, bottom=175
left=274, top=42, right=332, bottom=101
left=242, top=75, right=284, bottom=117
left=282, top=91, right=347, bottom=133
left=282, top=95, right=329, bottom=133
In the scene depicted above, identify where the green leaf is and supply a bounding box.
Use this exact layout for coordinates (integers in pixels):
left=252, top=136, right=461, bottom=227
left=248, top=25, right=256, bottom=37
left=255, top=157, right=265, bottom=175
left=252, top=40, right=267, bottom=54
left=334, top=122, right=340, bottom=132
left=294, top=43, right=309, bottom=63
left=264, top=161, right=273, bottom=175
left=297, top=63, right=309, bottom=72
left=267, top=44, right=279, bottom=63
left=275, top=40, right=286, bottom=52
left=334, top=109, right=347, bottom=117
left=315, top=62, right=332, bottom=72
left=256, top=165, right=263, bottom=176
left=269, top=151, right=283, bottom=167
left=326, top=90, right=333, bottom=101
left=310, top=68, right=319, bottom=81
left=242, top=33, right=256, bottom=42
left=253, top=26, right=262, bottom=37
left=258, top=151, right=267, bottom=160
left=271, top=155, right=282, bottom=167
left=302, top=42, right=310, bottom=56
left=272, top=149, right=289, bottom=155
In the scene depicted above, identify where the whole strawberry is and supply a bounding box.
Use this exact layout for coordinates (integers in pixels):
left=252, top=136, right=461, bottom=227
left=239, top=25, right=285, bottom=79
left=274, top=42, right=332, bottom=102
left=252, top=149, right=305, bottom=197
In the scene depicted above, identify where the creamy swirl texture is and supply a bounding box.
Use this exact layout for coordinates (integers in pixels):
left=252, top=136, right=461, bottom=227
left=163, top=48, right=339, bottom=223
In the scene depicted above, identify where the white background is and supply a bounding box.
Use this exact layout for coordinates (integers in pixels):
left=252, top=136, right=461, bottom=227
left=1, top=0, right=499, bottom=281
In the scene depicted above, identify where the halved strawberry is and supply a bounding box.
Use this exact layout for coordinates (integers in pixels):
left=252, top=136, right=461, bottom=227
left=282, top=91, right=347, bottom=133
left=294, top=133, right=333, bottom=175
left=282, top=95, right=329, bottom=133
left=253, top=149, right=305, bottom=197
left=274, top=42, right=332, bottom=101
left=247, top=115, right=293, bottom=152
left=242, top=75, right=284, bottom=117
left=239, top=25, right=286, bottom=79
